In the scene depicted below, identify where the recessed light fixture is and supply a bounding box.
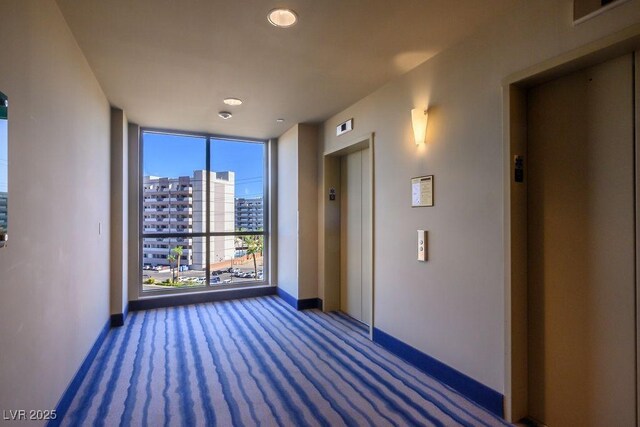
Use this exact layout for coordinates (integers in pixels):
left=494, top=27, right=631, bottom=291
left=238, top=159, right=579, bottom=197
left=223, top=98, right=243, bottom=106
left=276, top=118, right=285, bottom=123
left=218, top=111, right=232, bottom=120
left=268, top=8, right=298, bottom=28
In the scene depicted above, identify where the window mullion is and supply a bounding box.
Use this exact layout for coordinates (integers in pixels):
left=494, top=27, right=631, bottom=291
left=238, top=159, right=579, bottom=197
left=206, top=136, right=211, bottom=287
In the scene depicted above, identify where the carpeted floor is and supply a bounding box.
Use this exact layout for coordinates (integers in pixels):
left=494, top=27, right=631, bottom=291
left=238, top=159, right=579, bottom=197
left=60, top=296, right=511, bottom=426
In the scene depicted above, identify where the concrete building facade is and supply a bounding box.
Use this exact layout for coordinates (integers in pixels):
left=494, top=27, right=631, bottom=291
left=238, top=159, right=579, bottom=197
left=235, top=197, right=263, bottom=231
left=142, top=170, right=235, bottom=269
left=0, top=192, right=6, bottom=233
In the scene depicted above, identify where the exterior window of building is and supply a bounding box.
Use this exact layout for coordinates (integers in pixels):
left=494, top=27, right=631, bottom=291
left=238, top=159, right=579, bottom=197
left=140, top=131, right=267, bottom=292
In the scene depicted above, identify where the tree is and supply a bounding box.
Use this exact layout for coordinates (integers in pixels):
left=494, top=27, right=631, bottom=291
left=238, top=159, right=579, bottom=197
left=243, top=236, right=263, bottom=278
left=172, top=246, right=184, bottom=280
left=167, top=254, right=176, bottom=282
left=166, top=246, right=184, bottom=283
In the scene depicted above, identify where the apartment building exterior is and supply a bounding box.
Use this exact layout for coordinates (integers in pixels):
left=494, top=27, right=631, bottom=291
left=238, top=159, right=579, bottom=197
left=235, top=197, right=263, bottom=231
left=142, top=170, right=235, bottom=269
left=0, top=191, right=6, bottom=233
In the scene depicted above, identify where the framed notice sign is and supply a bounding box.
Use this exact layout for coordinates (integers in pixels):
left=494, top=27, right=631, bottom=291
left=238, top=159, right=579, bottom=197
left=411, top=175, right=434, bottom=207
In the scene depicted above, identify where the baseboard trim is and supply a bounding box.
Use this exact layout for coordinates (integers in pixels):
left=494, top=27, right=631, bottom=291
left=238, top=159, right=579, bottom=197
left=129, top=285, right=276, bottom=311
left=372, top=327, right=504, bottom=418
left=276, top=288, right=322, bottom=310
left=276, top=287, right=298, bottom=308
left=110, top=303, right=129, bottom=327
left=298, top=297, right=323, bottom=310
left=48, top=318, right=111, bottom=426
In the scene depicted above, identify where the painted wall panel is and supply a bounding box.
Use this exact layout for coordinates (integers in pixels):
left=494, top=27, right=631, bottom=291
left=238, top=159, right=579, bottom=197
left=277, top=125, right=299, bottom=297
left=297, top=124, right=319, bottom=300
left=0, top=0, right=110, bottom=412
left=110, top=108, right=128, bottom=315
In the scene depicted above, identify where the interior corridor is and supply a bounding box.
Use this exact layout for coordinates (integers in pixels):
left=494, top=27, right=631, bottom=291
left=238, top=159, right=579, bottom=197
left=61, top=297, right=509, bottom=427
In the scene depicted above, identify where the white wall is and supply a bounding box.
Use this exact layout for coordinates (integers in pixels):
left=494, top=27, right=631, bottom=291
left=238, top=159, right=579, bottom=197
left=0, top=0, right=111, bottom=412
left=277, top=125, right=299, bottom=297
left=277, top=124, right=319, bottom=299
left=297, top=125, right=319, bottom=300
left=321, top=0, right=640, bottom=393
left=110, top=108, right=128, bottom=315
left=127, top=123, right=141, bottom=302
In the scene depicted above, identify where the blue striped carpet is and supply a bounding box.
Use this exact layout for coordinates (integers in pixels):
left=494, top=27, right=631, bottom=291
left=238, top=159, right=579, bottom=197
left=60, top=296, right=510, bottom=426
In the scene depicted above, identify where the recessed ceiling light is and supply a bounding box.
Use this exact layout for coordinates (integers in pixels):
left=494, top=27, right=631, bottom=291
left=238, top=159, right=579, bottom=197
left=218, top=111, right=232, bottom=119
left=223, top=98, right=243, bottom=106
left=268, top=8, right=298, bottom=28
left=276, top=118, right=285, bottom=123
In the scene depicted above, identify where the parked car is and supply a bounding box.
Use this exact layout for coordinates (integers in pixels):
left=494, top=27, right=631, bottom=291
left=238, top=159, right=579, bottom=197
left=210, top=276, right=221, bottom=284
left=178, top=265, right=189, bottom=272
left=223, top=279, right=232, bottom=284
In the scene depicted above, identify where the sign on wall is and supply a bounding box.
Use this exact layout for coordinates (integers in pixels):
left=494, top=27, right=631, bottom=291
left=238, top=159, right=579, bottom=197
left=411, top=175, right=434, bottom=207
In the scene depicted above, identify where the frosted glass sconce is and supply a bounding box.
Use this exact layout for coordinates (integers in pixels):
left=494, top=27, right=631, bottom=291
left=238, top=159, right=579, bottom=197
left=411, top=108, right=428, bottom=146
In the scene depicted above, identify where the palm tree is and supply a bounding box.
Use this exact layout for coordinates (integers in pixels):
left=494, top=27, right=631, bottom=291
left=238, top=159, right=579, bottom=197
left=167, top=254, right=176, bottom=282
left=172, top=246, right=184, bottom=280
left=244, top=236, right=263, bottom=278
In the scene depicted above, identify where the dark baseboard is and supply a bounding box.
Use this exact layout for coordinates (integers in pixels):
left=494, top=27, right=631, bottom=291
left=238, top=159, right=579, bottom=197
left=110, top=303, right=129, bottom=327
left=298, top=297, right=323, bottom=310
left=372, top=327, right=504, bottom=418
left=276, top=287, right=298, bottom=308
left=48, top=319, right=111, bottom=427
left=276, top=288, right=322, bottom=310
left=129, top=285, right=276, bottom=311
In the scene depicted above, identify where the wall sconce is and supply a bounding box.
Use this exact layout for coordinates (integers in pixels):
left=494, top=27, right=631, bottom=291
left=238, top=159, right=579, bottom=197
left=411, top=108, right=428, bottom=146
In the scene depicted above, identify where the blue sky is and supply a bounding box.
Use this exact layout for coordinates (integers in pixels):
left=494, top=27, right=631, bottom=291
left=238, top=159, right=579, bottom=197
left=0, top=120, right=7, bottom=193
left=143, top=132, right=264, bottom=198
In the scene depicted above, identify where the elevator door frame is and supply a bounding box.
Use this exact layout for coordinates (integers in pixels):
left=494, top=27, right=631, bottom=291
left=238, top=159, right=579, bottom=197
left=503, top=28, right=640, bottom=423
left=322, top=133, right=375, bottom=339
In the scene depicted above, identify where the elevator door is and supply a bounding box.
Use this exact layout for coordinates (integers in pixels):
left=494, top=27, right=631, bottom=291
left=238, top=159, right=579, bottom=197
left=527, top=54, right=636, bottom=426
left=340, top=148, right=371, bottom=325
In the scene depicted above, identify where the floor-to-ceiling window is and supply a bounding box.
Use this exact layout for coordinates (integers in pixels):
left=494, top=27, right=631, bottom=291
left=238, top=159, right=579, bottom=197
left=140, top=130, right=267, bottom=293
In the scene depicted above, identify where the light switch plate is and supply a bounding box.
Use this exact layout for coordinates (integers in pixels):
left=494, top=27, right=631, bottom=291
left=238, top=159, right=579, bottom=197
left=418, top=230, right=427, bottom=261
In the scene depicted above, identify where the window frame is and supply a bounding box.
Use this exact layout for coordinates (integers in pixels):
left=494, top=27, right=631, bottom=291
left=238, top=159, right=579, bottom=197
left=139, top=128, right=270, bottom=296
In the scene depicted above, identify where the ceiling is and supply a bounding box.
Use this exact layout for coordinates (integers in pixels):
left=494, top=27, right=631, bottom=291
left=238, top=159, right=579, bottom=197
left=56, top=0, right=517, bottom=139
